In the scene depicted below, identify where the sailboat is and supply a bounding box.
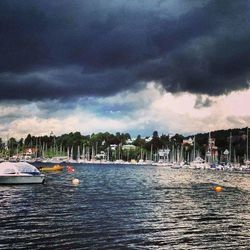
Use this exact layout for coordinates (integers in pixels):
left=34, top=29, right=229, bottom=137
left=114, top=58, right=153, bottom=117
left=190, top=135, right=209, bottom=169
left=241, top=127, right=250, bottom=171
left=67, top=146, right=77, bottom=163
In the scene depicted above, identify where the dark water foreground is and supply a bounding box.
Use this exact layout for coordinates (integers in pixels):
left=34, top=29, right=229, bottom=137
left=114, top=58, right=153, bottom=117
left=0, top=164, right=249, bottom=249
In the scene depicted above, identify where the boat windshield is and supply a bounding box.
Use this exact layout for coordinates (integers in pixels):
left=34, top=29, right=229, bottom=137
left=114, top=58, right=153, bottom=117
left=0, top=162, right=40, bottom=174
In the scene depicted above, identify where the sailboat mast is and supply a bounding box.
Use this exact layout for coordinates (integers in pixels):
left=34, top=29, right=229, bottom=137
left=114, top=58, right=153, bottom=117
left=77, top=145, right=80, bottom=161
left=207, top=132, right=211, bottom=164
left=229, top=132, right=232, bottom=164
left=67, top=146, right=70, bottom=160
left=107, top=146, right=110, bottom=161
left=247, top=127, right=249, bottom=162
left=193, top=135, right=196, bottom=161
left=82, top=144, right=85, bottom=160
left=150, top=144, right=153, bottom=161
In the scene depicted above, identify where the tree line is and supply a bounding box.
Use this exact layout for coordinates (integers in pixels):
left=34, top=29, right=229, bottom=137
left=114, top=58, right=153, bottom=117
left=1, top=127, right=249, bottom=162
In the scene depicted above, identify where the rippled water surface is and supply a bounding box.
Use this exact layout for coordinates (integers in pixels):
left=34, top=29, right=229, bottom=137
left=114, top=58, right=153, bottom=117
left=0, top=164, right=249, bottom=249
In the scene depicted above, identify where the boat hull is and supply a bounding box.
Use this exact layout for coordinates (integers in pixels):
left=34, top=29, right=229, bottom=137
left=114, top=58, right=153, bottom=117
left=0, top=175, right=45, bottom=184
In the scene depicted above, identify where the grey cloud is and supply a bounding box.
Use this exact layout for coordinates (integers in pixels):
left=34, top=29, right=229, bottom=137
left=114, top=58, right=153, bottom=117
left=194, top=95, right=214, bottom=109
left=227, top=116, right=250, bottom=127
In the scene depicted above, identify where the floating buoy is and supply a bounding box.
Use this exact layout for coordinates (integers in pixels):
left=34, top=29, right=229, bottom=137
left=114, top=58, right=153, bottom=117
left=67, top=165, right=75, bottom=173
left=72, top=178, right=80, bottom=185
left=213, top=186, right=222, bottom=192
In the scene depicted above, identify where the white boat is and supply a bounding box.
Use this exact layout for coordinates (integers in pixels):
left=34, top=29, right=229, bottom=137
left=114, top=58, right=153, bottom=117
left=0, top=162, right=45, bottom=184
left=190, top=157, right=210, bottom=169
left=152, top=161, right=173, bottom=167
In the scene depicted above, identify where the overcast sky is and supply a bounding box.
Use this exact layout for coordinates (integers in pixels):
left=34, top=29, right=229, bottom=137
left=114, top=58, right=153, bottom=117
left=0, top=0, right=250, bottom=139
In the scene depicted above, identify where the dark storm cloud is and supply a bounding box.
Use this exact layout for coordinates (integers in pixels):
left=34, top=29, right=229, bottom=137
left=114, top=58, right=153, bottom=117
left=0, top=66, right=135, bottom=100
left=0, top=0, right=250, bottom=100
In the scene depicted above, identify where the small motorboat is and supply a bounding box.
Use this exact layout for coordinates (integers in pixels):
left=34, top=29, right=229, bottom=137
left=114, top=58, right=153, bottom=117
left=0, top=162, right=45, bottom=184
left=39, top=164, right=63, bottom=172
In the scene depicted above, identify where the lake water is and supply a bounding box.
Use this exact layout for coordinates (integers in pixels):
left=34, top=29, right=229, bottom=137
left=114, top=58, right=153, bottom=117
left=0, top=164, right=249, bottom=249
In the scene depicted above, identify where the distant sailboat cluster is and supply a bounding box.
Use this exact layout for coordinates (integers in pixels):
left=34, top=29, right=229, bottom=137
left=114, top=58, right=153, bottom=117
left=1, top=128, right=250, bottom=172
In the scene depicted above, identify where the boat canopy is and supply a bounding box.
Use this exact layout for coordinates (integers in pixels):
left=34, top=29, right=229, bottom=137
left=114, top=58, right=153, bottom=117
left=0, top=162, right=40, bottom=174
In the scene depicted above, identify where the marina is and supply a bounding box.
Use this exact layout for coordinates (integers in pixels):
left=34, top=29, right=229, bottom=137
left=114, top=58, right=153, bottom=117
left=2, top=128, right=250, bottom=173
left=1, top=1, right=250, bottom=249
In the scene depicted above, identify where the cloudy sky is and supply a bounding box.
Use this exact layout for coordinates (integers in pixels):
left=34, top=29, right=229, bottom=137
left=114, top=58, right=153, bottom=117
left=0, top=0, right=250, bottom=139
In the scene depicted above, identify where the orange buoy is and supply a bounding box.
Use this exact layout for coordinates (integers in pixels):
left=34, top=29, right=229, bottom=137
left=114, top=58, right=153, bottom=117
left=214, top=186, right=223, bottom=192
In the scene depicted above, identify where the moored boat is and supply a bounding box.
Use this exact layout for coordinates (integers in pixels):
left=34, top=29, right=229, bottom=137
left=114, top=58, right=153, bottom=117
left=0, top=162, right=45, bottom=184
left=39, top=164, right=63, bottom=172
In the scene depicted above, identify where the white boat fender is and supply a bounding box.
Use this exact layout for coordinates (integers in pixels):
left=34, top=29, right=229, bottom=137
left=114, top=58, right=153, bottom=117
left=72, top=178, right=80, bottom=185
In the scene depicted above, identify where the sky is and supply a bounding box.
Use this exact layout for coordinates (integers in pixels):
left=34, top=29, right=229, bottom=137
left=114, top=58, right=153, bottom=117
left=0, top=0, right=250, bottom=139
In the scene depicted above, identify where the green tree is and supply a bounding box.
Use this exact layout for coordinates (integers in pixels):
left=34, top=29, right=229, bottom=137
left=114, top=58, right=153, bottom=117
left=24, top=134, right=32, bottom=147
left=7, top=137, right=18, bottom=156
left=133, top=135, right=146, bottom=147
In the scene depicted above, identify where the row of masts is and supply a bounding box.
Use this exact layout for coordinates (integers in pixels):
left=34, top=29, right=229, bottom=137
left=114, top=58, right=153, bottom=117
left=227, top=128, right=249, bottom=164
left=37, top=143, right=200, bottom=162
left=6, top=128, right=250, bottom=164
